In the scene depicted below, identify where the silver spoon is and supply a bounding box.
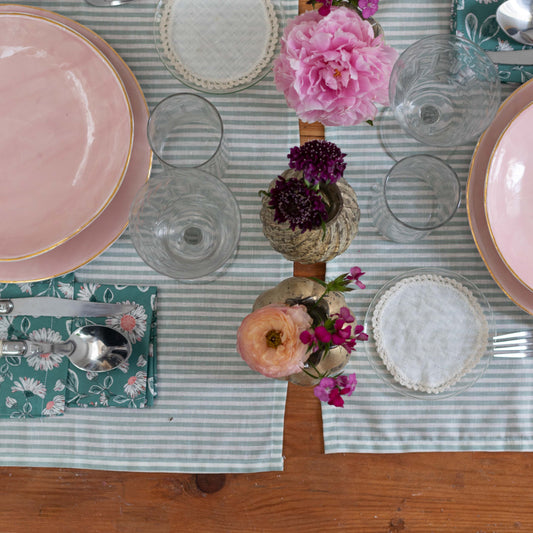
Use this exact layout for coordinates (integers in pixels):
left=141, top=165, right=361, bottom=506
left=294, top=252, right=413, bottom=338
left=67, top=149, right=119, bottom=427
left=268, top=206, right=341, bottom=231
left=0, top=325, right=132, bottom=372
left=496, top=0, right=533, bottom=45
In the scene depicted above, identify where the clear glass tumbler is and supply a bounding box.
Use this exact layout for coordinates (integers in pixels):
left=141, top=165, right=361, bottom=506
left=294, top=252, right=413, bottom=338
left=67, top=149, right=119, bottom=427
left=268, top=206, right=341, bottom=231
left=389, top=34, right=501, bottom=148
left=147, top=93, right=229, bottom=179
left=129, top=168, right=241, bottom=280
left=372, top=155, right=461, bottom=243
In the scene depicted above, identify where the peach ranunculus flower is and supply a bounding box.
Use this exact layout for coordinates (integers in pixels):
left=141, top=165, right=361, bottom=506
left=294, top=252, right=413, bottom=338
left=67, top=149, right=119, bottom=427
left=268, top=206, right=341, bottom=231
left=237, top=304, right=313, bottom=379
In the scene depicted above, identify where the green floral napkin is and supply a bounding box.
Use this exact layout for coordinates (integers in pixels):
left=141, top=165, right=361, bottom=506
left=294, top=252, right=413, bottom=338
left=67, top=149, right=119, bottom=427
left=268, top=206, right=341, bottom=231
left=451, top=0, right=533, bottom=83
left=0, top=274, right=157, bottom=418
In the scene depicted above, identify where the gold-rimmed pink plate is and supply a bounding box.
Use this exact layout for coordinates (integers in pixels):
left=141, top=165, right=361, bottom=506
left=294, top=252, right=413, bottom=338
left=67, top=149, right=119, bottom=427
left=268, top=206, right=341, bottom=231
left=485, top=101, right=533, bottom=292
left=468, top=78, right=533, bottom=314
left=0, top=12, right=134, bottom=261
left=0, top=5, right=152, bottom=282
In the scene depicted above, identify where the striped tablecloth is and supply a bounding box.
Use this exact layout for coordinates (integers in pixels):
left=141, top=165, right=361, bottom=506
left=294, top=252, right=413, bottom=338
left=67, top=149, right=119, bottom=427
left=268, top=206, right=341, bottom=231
left=0, top=0, right=298, bottom=472
left=323, top=0, right=533, bottom=453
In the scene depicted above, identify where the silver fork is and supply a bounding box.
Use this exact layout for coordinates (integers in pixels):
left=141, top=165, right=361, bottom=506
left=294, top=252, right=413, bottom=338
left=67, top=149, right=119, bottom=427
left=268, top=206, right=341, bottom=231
left=493, top=331, right=533, bottom=358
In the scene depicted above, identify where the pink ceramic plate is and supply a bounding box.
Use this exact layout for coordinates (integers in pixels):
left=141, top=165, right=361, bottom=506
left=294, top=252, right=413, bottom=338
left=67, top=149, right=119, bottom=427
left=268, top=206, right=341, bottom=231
left=0, top=5, right=152, bottom=282
left=467, top=78, right=533, bottom=314
left=0, top=12, right=133, bottom=261
left=485, top=103, right=533, bottom=292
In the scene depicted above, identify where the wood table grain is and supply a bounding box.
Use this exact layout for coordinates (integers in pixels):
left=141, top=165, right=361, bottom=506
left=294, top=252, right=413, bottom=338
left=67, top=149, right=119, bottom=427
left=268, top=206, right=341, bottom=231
left=2, top=3, right=533, bottom=530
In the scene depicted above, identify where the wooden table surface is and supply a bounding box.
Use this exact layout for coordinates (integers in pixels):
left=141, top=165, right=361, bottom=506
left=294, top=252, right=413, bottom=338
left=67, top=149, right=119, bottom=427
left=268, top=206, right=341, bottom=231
left=2, top=3, right=533, bottom=530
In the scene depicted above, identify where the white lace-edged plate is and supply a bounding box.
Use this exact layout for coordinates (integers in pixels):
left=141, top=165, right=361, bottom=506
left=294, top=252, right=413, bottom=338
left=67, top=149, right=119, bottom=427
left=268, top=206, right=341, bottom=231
left=155, top=0, right=281, bottom=93
left=365, top=269, right=492, bottom=398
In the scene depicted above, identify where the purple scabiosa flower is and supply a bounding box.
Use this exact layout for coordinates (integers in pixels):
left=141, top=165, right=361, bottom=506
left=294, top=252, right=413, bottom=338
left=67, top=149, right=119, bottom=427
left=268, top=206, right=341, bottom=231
left=288, top=140, right=346, bottom=186
left=268, top=176, right=328, bottom=232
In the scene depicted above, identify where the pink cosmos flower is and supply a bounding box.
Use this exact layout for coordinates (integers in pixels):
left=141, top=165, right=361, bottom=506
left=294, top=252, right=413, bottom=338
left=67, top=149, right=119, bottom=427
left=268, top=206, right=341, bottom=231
left=317, top=0, right=332, bottom=16
left=358, top=0, right=379, bottom=18
left=273, top=7, right=399, bottom=126
left=237, top=304, right=313, bottom=378
left=338, top=306, right=355, bottom=323
left=346, top=266, right=366, bottom=289
left=314, top=373, right=357, bottom=407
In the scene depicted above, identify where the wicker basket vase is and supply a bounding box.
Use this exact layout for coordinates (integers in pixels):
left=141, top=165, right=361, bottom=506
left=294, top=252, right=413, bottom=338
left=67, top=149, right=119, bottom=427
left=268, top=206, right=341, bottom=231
left=260, top=169, right=360, bottom=264
left=253, top=276, right=352, bottom=386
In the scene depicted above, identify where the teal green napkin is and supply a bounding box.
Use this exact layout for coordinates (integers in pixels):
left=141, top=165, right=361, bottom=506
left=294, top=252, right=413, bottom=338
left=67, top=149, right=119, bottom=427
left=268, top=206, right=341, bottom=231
left=0, top=274, right=157, bottom=418
left=451, top=0, right=533, bottom=83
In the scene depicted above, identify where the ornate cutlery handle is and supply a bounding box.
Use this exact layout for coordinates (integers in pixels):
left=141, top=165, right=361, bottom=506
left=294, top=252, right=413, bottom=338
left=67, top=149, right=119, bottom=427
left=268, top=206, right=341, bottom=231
left=0, top=340, right=72, bottom=357
left=0, top=300, right=14, bottom=315
left=0, top=340, right=28, bottom=356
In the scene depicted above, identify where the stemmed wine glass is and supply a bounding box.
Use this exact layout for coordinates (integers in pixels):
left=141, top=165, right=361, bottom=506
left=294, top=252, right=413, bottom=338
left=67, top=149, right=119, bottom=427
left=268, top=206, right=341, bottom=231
left=379, top=34, right=502, bottom=161
left=129, top=168, right=241, bottom=281
left=129, top=93, right=240, bottom=281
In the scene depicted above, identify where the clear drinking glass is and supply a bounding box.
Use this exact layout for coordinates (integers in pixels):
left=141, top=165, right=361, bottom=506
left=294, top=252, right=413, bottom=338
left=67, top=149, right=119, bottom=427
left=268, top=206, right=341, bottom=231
left=380, top=34, right=501, bottom=160
left=372, top=155, right=461, bottom=243
left=147, top=93, right=229, bottom=179
left=129, top=169, right=241, bottom=280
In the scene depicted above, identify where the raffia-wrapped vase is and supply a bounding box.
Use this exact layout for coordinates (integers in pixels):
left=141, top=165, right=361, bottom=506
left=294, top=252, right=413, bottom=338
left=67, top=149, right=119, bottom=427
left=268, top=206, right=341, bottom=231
left=253, top=276, right=352, bottom=386
left=260, top=169, right=360, bottom=264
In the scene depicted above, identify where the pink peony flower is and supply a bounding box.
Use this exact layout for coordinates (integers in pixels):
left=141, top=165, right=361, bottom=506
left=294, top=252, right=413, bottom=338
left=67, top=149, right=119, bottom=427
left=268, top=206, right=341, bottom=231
left=273, top=7, right=399, bottom=126
left=237, top=304, right=313, bottom=379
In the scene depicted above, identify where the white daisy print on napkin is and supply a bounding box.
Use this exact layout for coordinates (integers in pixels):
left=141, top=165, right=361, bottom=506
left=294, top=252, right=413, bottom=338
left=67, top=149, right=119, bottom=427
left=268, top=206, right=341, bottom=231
left=106, top=302, right=147, bottom=344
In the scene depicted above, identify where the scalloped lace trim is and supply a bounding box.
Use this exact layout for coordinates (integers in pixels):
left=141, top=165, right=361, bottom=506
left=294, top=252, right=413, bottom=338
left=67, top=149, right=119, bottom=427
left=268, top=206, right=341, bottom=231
left=158, top=0, right=279, bottom=91
left=372, top=273, right=489, bottom=394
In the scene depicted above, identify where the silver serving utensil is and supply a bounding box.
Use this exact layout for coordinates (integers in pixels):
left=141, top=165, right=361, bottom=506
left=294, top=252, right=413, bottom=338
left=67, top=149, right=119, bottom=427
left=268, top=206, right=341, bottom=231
left=496, top=0, right=533, bottom=45
left=486, top=49, right=533, bottom=64
left=84, top=0, right=135, bottom=6
left=0, top=297, right=134, bottom=317
left=0, top=325, right=132, bottom=372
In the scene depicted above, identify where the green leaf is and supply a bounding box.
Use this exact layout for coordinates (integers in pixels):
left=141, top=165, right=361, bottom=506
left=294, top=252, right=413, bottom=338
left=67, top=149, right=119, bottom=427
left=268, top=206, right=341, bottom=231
left=20, top=317, right=31, bottom=335
left=65, top=368, right=80, bottom=393
left=103, top=288, right=114, bottom=303
left=4, top=356, right=21, bottom=368
left=113, top=395, right=133, bottom=405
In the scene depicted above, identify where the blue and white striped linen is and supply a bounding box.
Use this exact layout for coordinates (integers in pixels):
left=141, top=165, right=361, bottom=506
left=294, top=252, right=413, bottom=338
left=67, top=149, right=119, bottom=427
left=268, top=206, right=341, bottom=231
left=0, top=0, right=298, bottom=472
left=323, top=0, right=533, bottom=453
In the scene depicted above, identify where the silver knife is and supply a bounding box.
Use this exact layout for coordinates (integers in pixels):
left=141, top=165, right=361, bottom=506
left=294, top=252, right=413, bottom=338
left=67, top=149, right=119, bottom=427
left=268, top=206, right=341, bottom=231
left=487, top=50, right=533, bottom=65
left=0, top=297, right=134, bottom=317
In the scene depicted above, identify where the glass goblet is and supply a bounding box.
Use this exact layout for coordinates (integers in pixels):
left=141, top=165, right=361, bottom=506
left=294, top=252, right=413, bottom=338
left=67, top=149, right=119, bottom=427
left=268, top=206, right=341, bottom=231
left=372, top=155, right=461, bottom=243
left=380, top=34, right=501, bottom=161
left=129, top=168, right=241, bottom=281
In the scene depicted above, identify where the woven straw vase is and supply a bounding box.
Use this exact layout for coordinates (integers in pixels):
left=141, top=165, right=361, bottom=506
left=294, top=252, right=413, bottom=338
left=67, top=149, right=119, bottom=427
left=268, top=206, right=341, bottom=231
left=260, top=169, right=360, bottom=264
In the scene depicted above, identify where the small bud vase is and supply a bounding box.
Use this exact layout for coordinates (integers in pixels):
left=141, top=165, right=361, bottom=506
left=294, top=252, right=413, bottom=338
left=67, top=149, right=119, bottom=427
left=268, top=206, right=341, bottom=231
left=260, top=169, right=361, bottom=264
left=253, top=276, right=352, bottom=386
